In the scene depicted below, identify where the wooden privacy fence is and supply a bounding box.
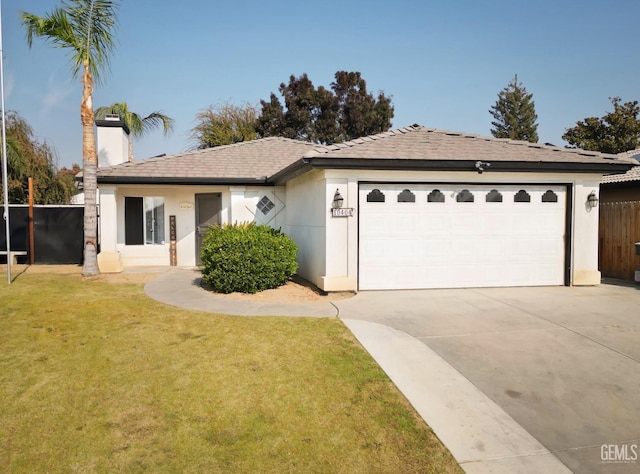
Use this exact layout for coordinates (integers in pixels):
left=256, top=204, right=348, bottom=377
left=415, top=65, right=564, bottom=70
left=599, top=201, right=640, bottom=280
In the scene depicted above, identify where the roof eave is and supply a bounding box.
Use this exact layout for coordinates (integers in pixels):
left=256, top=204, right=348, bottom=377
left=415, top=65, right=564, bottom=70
left=270, top=158, right=635, bottom=183
left=270, top=158, right=312, bottom=185
left=95, top=118, right=131, bottom=135
left=601, top=179, right=640, bottom=188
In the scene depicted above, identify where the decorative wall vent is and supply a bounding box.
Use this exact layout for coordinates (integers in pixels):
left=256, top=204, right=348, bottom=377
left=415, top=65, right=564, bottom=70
left=397, top=189, right=416, bottom=202
left=486, top=189, right=503, bottom=202
left=514, top=190, right=531, bottom=203
left=427, top=189, right=445, bottom=203
left=257, top=196, right=275, bottom=215
left=542, top=190, right=558, bottom=203
left=367, top=189, right=385, bottom=202
left=456, top=189, right=474, bottom=202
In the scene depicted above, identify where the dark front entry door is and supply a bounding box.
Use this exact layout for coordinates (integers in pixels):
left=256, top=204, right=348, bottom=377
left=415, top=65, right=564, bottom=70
left=195, top=193, right=221, bottom=265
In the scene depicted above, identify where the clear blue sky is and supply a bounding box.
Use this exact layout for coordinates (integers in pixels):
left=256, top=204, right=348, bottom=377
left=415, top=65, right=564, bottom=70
left=3, top=0, right=640, bottom=169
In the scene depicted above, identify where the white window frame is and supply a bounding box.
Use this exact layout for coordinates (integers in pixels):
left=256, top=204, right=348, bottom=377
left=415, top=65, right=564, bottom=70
left=124, top=196, right=166, bottom=246
left=144, top=197, right=165, bottom=245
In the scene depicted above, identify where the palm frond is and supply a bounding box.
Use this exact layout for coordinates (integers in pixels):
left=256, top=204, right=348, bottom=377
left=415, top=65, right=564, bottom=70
left=95, top=102, right=174, bottom=138
left=22, top=10, right=80, bottom=72
left=65, top=0, right=119, bottom=83
left=21, top=0, right=119, bottom=83
left=95, top=101, right=128, bottom=120
left=141, top=112, right=175, bottom=137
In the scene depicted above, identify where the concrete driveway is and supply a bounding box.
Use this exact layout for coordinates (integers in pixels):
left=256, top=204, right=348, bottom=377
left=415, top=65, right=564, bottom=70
left=335, top=283, right=640, bottom=473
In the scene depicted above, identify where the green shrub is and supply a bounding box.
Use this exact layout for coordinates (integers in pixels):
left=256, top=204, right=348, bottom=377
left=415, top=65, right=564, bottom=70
left=200, top=222, right=299, bottom=294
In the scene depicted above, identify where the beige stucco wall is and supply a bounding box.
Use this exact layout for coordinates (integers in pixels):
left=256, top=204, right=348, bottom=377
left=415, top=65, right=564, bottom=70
left=572, top=179, right=602, bottom=285
left=284, top=170, right=327, bottom=288
left=97, top=125, right=130, bottom=167
left=99, top=169, right=604, bottom=289
left=98, top=184, right=285, bottom=267
left=286, top=169, right=604, bottom=291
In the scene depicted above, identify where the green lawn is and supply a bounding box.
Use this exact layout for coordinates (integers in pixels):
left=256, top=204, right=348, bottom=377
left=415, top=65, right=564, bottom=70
left=0, top=271, right=461, bottom=473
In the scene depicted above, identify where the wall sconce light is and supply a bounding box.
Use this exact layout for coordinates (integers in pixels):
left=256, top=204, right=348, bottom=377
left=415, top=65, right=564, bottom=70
left=332, top=189, right=344, bottom=209
left=587, top=191, right=599, bottom=208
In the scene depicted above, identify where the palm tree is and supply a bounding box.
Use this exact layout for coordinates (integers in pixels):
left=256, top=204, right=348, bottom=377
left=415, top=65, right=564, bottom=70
left=21, top=0, right=119, bottom=276
left=95, top=102, right=174, bottom=162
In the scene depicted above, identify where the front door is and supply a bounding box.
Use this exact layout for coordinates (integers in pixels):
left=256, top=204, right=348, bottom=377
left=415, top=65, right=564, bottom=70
left=195, top=193, right=221, bottom=265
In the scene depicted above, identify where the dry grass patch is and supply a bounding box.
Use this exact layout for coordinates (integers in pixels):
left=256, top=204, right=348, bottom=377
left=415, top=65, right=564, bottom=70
left=0, top=272, right=461, bottom=473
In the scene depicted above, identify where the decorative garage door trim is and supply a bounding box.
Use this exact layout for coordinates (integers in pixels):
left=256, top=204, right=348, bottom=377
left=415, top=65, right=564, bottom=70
left=358, top=183, right=572, bottom=290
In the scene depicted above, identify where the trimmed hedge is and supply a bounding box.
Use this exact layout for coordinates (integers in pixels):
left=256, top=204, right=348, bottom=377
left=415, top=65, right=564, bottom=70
left=200, top=222, right=299, bottom=294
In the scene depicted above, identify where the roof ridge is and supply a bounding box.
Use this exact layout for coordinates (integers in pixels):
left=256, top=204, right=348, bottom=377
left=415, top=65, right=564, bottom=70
left=616, top=148, right=640, bottom=160
left=108, top=136, right=317, bottom=166
left=305, top=125, right=619, bottom=160
left=186, top=136, right=313, bottom=154
left=306, top=124, right=425, bottom=156
left=430, top=128, right=622, bottom=159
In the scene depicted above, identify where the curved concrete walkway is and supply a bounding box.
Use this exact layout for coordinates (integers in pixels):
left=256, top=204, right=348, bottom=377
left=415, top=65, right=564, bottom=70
left=144, top=267, right=339, bottom=317
left=144, top=268, right=572, bottom=473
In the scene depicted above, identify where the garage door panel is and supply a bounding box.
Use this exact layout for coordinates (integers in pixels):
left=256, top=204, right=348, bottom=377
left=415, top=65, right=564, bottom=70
left=482, top=264, right=513, bottom=285
left=421, top=239, right=451, bottom=262
left=422, top=213, right=452, bottom=234
left=395, top=212, right=418, bottom=233
left=359, top=184, right=566, bottom=290
left=360, top=213, right=389, bottom=235
left=477, top=239, right=507, bottom=262
left=391, top=239, right=420, bottom=263
left=450, top=238, right=479, bottom=262
left=360, top=238, right=389, bottom=263
left=360, top=266, right=391, bottom=289
left=474, top=212, right=501, bottom=235
left=455, top=212, right=480, bottom=234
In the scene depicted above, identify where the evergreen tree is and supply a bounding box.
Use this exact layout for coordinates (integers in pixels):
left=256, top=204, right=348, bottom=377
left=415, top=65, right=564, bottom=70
left=256, top=71, right=393, bottom=144
left=256, top=93, right=286, bottom=139
left=490, top=75, right=539, bottom=143
left=332, top=71, right=394, bottom=142
left=562, top=97, right=640, bottom=154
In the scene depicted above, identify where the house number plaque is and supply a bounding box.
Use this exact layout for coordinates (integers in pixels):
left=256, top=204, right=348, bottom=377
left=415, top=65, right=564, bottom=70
left=169, top=215, right=177, bottom=266
left=331, top=208, right=355, bottom=217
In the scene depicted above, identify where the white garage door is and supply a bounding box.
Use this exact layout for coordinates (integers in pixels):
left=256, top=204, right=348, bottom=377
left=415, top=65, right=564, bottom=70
left=359, top=184, right=567, bottom=290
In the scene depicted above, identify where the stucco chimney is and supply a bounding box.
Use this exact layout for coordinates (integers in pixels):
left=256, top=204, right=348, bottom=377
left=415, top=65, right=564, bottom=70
left=96, top=116, right=131, bottom=167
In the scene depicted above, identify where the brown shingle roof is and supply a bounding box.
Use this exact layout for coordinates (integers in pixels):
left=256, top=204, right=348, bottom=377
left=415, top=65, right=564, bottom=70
left=305, top=125, right=626, bottom=163
left=97, top=137, right=318, bottom=183
left=602, top=149, right=640, bottom=183
left=98, top=125, right=636, bottom=185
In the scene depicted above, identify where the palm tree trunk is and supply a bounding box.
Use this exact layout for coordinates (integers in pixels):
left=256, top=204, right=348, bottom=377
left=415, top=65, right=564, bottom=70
left=81, top=64, right=99, bottom=276
left=128, top=135, right=134, bottom=162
